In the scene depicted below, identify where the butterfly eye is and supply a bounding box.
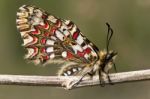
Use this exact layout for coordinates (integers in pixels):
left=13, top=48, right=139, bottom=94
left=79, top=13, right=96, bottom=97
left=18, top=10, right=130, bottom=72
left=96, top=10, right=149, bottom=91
left=106, top=54, right=111, bottom=60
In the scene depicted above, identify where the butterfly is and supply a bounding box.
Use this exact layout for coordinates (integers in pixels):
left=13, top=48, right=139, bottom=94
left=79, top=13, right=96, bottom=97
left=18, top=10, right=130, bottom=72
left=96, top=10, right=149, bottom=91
left=16, top=5, right=117, bottom=89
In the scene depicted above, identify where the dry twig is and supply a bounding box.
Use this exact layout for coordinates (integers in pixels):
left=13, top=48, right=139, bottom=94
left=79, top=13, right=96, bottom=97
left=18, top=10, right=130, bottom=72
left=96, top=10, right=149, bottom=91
left=0, top=69, right=149, bottom=89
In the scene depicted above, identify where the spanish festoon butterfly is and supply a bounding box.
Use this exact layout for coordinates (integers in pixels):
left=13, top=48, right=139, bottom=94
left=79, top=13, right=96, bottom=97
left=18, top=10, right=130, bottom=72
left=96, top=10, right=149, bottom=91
left=16, top=5, right=117, bottom=88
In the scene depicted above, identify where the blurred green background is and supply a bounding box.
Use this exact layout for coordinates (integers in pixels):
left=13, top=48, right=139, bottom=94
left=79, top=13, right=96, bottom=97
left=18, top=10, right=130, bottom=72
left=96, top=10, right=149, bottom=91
left=0, top=0, right=150, bottom=99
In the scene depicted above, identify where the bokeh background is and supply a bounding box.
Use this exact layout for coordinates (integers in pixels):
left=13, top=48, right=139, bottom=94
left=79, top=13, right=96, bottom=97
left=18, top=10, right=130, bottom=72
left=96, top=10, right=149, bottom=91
left=0, top=0, right=150, bottom=99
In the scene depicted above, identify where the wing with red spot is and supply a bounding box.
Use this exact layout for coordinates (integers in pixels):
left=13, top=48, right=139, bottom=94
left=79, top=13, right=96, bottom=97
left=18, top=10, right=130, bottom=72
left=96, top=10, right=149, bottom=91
left=16, top=5, right=99, bottom=66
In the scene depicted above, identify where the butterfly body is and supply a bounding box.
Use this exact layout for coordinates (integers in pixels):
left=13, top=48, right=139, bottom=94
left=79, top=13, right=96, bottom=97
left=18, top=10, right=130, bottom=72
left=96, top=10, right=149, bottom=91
left=16, top=5, right=117, bottom=87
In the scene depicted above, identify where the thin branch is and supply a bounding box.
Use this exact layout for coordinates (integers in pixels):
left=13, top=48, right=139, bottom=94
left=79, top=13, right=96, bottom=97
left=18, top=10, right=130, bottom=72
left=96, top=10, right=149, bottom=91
left=0, top=69, right=150, bottom=89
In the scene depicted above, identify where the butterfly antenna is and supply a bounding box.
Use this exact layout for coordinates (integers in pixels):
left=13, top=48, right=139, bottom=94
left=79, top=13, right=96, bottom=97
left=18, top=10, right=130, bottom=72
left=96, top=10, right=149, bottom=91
left=106, top=23, right=113, bottom=53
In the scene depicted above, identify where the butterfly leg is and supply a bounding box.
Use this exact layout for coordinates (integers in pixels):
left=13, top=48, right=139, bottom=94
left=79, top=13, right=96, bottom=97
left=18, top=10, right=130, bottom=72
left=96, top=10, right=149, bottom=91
left=103, top=70, right=114, bottom=85
left=98, top=67, right=114, bottom=86
left=106, top=63, right=117, bottom=85
left=99, top=69, right=105, bottom=87
left=113, top=63, right=117, bottom=73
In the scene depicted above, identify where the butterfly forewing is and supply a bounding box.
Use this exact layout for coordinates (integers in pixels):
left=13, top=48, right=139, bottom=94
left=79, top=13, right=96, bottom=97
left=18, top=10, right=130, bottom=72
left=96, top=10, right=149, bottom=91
left=16, top=5, right=100, bottom=76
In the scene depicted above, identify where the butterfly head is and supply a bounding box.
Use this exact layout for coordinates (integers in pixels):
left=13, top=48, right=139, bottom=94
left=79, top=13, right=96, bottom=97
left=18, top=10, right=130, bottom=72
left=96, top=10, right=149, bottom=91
left=98, top=49, right=117, bottom=73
